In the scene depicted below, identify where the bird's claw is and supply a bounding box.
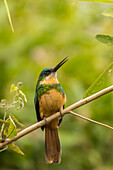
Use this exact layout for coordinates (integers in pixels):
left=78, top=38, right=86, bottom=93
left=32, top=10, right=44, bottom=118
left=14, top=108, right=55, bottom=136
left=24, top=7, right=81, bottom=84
left=60, top=110, right=63, bottom=118
left=44, top=117, right=48, bottom=125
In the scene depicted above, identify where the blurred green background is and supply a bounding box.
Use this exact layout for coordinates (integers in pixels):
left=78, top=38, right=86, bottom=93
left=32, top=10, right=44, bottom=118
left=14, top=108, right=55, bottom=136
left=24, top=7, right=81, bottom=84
left=0, top=1, right=113, bottom=170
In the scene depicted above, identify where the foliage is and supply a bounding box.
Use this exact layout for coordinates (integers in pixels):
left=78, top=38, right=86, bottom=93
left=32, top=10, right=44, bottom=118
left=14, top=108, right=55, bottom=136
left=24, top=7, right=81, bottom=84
left=0, top=82, right=27, bottom=155
left=96, top=34, right=113, bottom=46
left=96, top=8, right=113, bottom=46
left=83, top=62, right=113, bottom=98
left=3, top=0, right=113, bottom=34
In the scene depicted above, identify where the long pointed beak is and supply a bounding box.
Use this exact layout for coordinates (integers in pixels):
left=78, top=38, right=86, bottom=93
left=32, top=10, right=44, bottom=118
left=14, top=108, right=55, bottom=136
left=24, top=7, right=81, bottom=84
left=52, top=57, right=68, bottom=72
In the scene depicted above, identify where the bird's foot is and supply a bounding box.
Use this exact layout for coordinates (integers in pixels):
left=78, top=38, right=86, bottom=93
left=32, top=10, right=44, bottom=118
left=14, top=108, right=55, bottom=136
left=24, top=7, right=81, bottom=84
left=44, top=117, right=48, bottom=125
left=60, top=110, right=63, bottom=118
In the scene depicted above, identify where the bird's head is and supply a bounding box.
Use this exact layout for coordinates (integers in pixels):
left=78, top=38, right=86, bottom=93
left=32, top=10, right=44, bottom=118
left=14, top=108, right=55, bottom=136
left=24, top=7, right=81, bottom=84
left=38, top=57, right=68, bottom=85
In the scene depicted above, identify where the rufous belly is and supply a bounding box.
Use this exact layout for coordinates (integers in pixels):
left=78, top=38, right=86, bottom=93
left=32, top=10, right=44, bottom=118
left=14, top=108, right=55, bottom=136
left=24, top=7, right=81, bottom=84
left=38, top=89, right=66, bottom=127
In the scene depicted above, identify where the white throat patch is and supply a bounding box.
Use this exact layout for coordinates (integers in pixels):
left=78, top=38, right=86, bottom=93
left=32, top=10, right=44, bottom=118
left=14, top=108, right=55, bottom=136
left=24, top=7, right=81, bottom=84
left=40, top=72, right=59, bottom=85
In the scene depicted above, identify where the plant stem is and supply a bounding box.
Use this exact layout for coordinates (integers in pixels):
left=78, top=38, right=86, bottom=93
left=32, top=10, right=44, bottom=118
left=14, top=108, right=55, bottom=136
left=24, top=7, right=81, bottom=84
left=1, top=108, right=8, bottom=138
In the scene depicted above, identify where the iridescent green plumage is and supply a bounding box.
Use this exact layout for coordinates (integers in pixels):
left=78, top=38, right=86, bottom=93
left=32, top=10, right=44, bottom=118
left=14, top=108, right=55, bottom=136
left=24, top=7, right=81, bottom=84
left=35, top=83, right=65, bottom=99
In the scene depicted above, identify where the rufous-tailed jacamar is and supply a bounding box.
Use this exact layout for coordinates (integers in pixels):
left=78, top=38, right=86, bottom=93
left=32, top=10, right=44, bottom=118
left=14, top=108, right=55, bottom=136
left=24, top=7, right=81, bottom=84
left=34, top=57, right=68, bottom=164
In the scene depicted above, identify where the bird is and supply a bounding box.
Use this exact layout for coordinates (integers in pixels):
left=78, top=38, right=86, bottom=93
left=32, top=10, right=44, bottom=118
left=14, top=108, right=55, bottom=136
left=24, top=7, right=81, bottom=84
left=34, top=57, right=68, bottom=164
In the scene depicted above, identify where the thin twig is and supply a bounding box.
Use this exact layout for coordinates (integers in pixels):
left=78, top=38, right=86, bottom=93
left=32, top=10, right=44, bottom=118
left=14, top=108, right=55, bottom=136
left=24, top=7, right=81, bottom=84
left=0, top=85, right=113, bottom=149
left=1, top=108, right=8, bottom=138
left=69, top=111, right=113, bottom=130
left=0, top=146, right=7, bottom=152
left=13, top=91, right=18, bottom=105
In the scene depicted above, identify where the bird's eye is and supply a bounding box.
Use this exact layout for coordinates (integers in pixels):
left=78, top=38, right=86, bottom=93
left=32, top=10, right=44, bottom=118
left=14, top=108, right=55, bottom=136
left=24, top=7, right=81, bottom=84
left=44, top=71, right=51, bottom=76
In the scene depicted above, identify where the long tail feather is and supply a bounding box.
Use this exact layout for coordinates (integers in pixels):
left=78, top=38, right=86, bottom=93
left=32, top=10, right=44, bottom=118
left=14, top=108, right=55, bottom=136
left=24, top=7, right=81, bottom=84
left=45, top=126, right=61, bottom=164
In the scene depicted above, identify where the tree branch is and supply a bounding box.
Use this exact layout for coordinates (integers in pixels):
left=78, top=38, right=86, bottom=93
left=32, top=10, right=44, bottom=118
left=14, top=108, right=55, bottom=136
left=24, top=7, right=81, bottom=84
left=0, top=85, right=113, bottom=149
left=69, top=111, right=113, bottom=130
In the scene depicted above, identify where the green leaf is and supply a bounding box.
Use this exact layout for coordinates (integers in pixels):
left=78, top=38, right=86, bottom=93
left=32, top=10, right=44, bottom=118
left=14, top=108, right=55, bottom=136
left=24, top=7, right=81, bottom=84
left=103, top=8, right=113, bottom=17
left=83, top=62, right=113, bottom=99
left=7, top=116, right=18, bottom=139
left=10, top=84, right=18, bottom=93
left=9, top=113, right=26, bottom=128
left=19, top=90, right=27, bottom=103
left=7, top=143, right=24, bottom=156
left=17, top=97, right=24, bottom=110
left=3, top=0, right=14, bottom=32
left=4, top=128, right=8, bottom=136
left=96, top=34, right=113, bottom=46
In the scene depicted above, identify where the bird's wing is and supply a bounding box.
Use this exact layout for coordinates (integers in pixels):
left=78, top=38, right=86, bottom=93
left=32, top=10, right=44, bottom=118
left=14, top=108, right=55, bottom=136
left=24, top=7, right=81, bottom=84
left=63, top=104, right=65, bottom=110
left=34, top=94, right=44, bottom=131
